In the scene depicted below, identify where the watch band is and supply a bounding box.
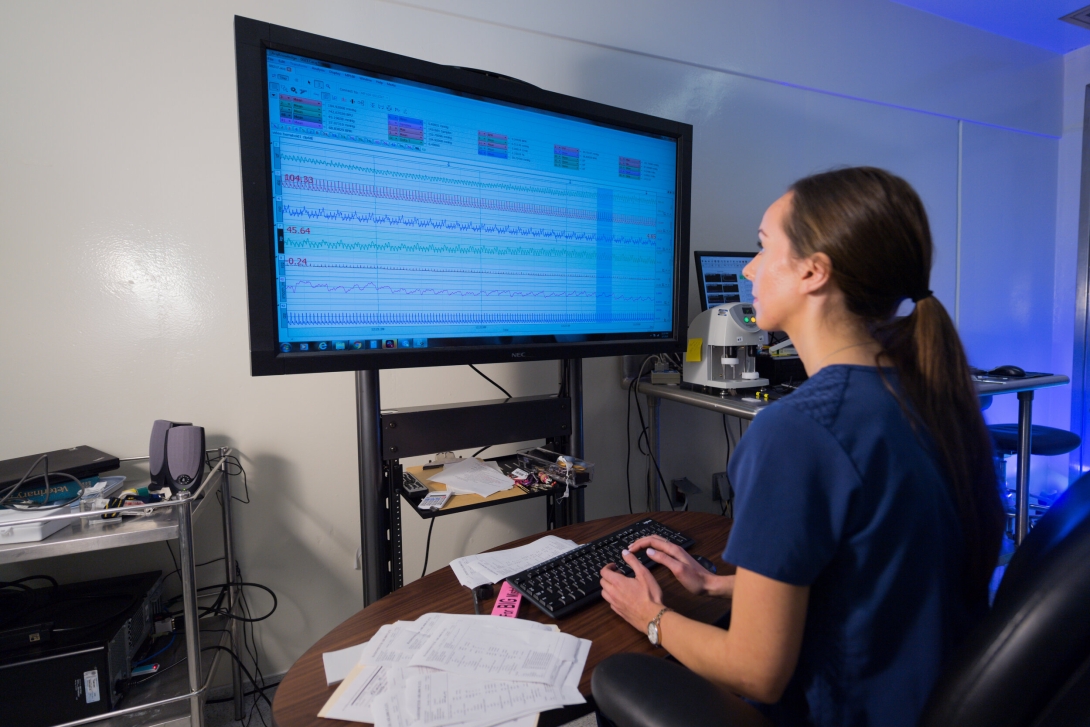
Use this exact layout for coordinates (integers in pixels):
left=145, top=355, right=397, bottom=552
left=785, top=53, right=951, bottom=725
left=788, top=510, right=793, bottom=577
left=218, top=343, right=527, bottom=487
left=647, top=606, right=670, bottom=647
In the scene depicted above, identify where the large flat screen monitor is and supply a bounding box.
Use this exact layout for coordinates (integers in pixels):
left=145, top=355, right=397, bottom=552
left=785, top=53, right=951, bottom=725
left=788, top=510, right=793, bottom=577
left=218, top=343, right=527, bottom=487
left=235, top=18, right=692, bottom=375
left=694, top=251, right=755, bottom=311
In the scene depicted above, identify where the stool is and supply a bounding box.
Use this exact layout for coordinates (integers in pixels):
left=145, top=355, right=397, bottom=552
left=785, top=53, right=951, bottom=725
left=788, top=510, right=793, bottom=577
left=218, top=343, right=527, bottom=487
left=989, top=424, right=1081, bottom=538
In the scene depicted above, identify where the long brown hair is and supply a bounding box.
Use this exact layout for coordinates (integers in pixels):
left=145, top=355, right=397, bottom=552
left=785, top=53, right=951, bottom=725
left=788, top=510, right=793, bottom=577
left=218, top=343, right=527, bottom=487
left=784, top=166, right=1004, bottom=604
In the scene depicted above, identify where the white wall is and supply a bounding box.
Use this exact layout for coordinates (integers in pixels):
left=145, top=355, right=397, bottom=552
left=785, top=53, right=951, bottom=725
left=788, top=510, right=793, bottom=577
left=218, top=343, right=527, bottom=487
left=0, top=0, right=1065, bottom=678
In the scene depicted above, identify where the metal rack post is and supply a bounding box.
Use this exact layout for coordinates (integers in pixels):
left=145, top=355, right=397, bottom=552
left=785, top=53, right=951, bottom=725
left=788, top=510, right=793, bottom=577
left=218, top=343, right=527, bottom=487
left=647, top=395, right=662, bottom=511
left=356, top=370, right=388, bottom=606
left=218, top=451, right=244, bottom=721
left=566, top=358, right=586, bottom=525
left=176, top=491, right=204, bottom=727
left=1016, top=391, right=1034, bottom=544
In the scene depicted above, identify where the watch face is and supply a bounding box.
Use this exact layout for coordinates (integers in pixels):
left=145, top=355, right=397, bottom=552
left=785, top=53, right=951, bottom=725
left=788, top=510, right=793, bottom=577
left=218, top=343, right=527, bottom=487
left=648, top=621, right=660, bottom=645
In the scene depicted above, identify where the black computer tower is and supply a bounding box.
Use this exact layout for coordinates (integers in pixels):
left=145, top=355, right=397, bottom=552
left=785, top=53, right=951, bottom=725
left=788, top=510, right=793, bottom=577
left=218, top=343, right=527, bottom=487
left=0, top=571, right=163, bottom=727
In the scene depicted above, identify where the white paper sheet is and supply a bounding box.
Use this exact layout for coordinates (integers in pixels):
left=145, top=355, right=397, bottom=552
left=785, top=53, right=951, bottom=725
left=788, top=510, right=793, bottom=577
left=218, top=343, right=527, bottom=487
left=426, top=458, right=515, bottom=498
left=405, top=673, right=571, bottom=727
left=319, top=613, right=581, bottom=727
left=359, top=621, right=433, bottom=666
left=448, top=535, right=578, bottom=589
left=370, top=675, right=541, bottom=727
left=319, top=664, right=390, bottom=722
left=553, top=637, right=592, bottom=704
left=359, top=614, right=556, bottom=668
left=323, top=642, right=369, bottom=685
left=410, top=619, right=580, bottom=684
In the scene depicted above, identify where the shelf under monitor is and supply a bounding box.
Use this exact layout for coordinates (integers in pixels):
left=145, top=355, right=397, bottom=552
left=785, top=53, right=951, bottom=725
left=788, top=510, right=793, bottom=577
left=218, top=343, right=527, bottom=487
left=403, top=455, right=561, bottom=520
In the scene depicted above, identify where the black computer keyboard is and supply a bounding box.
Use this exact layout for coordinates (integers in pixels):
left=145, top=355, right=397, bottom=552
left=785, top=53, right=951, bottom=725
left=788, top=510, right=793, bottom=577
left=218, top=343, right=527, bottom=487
left=506, top=518, right=695, bottom=619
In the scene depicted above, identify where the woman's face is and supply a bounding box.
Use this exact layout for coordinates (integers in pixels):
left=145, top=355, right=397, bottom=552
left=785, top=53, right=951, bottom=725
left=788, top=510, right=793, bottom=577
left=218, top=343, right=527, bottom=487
left=743, top=193, right=804, bottom=333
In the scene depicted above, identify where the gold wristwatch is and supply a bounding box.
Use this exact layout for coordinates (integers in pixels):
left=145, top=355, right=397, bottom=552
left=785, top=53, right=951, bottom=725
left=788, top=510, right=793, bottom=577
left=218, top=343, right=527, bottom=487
left=647, top=607, right=670, bottom=647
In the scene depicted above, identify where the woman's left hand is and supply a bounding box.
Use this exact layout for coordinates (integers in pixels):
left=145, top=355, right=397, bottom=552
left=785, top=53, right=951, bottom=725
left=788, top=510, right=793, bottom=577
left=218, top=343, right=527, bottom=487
left=600, top=548, right=665, bottom=632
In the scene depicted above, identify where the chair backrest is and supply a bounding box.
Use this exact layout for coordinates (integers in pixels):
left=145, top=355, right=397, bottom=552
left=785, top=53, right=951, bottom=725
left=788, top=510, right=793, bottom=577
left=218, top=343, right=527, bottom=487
left=919, top=471, right=1090, bottom=727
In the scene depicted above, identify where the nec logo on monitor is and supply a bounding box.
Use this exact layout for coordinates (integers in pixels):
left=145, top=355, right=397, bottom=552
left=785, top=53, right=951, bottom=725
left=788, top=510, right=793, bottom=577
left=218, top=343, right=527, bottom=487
left=511, top=352, right=527, bottom=358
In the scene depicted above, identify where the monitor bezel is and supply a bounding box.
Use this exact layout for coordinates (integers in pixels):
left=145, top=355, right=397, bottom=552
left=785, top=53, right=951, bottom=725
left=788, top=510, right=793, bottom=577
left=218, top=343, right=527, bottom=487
left=235, top=16, right=692, bottom=376
left=693, top=250, right=756, bottom=312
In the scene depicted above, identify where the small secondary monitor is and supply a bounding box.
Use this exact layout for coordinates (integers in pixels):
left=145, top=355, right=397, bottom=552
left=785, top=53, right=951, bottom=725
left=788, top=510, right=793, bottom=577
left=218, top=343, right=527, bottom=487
left=694, top=251, right=755, bottom=311
left=235, top=17, right=692, bottom=375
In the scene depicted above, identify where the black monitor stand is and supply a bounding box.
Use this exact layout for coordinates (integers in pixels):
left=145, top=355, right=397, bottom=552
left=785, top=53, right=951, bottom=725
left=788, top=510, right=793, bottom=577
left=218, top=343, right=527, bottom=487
left=355, top=360, right=586, bottom=605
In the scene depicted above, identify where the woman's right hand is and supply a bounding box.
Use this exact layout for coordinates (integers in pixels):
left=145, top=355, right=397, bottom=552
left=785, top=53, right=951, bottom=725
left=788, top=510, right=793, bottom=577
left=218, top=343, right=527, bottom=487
left=627, top=535, right=735, bottom=598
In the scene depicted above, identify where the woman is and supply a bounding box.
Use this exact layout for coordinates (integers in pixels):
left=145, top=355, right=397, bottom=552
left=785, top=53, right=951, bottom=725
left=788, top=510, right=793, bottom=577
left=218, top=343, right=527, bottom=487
left=600, top=167, right=1004, bottom=727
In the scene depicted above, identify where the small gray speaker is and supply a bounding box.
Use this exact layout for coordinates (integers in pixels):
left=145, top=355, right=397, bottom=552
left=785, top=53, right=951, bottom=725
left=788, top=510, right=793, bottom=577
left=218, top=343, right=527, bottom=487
left=149, top=420, right=190, bottom=492
left=165, top=426, right=205, bottom=492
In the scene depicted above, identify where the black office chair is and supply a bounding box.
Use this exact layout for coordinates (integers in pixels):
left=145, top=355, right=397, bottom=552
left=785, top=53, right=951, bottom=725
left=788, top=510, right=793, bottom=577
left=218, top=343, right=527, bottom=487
left=592, top=471, right=1090, bottom=727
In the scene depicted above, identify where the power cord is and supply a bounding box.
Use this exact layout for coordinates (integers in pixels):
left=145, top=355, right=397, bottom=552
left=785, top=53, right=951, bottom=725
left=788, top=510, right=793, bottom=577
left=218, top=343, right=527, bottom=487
left=631, top=356, right=675, bottom=511
left=163, top=542, right=226, bottom=585
left=0, top=454, right=84, bottom=510
left=721, top=414, right=733, bottom=517
left=206, top=453, right=251, bottom=504
left=469, top=364, right=512, bottom=399
left=421, top=518, right=436, bottom=579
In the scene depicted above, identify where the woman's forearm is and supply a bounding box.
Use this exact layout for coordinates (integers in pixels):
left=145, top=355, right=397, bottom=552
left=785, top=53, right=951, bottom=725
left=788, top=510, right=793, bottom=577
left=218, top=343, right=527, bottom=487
left=704, top=573, right=736, bottom=598
left=658, top=570, right=809, bottom=704
left=656, top=611, right=773, bottom=701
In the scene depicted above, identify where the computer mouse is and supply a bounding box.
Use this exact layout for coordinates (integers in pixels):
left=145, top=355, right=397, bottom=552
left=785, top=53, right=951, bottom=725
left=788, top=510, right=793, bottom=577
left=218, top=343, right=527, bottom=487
left=693, top=555, right=718, bottom=574
left=988, top=365, right=1026, bottom=378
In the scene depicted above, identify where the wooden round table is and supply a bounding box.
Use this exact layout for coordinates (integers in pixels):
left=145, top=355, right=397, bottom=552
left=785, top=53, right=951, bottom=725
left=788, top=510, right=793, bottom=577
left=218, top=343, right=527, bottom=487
left=272, top=511, right=734, bottom=727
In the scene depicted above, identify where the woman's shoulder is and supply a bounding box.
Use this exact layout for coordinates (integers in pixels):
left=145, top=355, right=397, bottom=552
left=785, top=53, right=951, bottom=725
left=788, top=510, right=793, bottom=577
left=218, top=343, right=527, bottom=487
left=770, top=365, right=855, bottom=430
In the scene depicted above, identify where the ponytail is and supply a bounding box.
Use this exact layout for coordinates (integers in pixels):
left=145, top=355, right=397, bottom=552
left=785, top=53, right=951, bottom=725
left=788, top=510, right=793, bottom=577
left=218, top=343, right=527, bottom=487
left=785, top=167, right=1004, bottom=604
left=875, top=297, right=1005, bottom=602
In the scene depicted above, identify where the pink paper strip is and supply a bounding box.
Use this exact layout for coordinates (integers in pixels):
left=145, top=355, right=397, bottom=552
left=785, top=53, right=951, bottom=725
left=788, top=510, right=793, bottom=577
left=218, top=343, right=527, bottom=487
left=491, top=580, right=522, bottom=618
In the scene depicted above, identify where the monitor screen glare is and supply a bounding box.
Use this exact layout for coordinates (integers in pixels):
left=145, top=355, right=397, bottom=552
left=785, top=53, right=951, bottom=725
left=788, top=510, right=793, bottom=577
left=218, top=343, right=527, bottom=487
left=266, top=50, right=679, bottom=354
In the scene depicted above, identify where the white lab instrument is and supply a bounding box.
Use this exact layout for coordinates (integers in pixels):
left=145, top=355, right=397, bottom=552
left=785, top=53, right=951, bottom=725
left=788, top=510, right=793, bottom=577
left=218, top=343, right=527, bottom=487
left=683, top=302, right=770, bottom=391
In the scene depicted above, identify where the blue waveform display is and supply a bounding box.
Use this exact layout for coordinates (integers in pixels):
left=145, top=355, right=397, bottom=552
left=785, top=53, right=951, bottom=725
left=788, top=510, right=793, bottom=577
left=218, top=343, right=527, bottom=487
left=267, top=48, right=678, bottom=344
left=282, top=204, right=654, bottom=246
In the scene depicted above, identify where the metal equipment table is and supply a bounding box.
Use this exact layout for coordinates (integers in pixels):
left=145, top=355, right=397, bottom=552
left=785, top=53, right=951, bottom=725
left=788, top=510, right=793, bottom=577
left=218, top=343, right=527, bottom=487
left=0, top=448, right=243, bottom=727
left=639, top=373, right=1071, bottom=544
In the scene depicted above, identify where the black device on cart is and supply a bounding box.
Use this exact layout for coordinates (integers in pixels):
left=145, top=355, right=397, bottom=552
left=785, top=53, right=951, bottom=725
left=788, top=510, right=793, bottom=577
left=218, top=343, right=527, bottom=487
left=0, top=572, right=163, bottom=727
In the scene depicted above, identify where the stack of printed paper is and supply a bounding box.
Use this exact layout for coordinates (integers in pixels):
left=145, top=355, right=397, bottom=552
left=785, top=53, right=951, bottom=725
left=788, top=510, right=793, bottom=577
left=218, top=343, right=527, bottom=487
left=425, top=458, right=515, bottom=498
left=448, top=535, right=579, bottom=589
left=319, top=613, right=591, bottom=727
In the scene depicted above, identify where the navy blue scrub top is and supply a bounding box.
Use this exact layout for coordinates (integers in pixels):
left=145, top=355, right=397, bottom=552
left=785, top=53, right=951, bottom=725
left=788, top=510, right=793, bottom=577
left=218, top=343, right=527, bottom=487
left=723, top=365, right=976, bottom=727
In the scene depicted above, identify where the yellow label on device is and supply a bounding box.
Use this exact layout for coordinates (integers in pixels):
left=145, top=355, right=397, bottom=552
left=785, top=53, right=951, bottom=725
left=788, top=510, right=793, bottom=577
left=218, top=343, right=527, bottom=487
left=686, top=338, right=703, bottom=362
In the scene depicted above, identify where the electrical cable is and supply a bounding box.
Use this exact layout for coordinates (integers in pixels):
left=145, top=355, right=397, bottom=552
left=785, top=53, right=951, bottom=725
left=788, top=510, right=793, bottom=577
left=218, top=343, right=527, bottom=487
left=469, top=364, right=512, bottom=399
left=162, top=555, right=226, bottom=586
left=203, top=646, right=274, bottom=709
left=165, top=541, right=180, bottom=580
left=635, top=394, right=674, bottom=511
left=624, top=375, right=637, bottom=514
left=631, top=356, right=675, bottom=511
left=721, top=414, right=733, bottom=517
left=0, top=454, right=84, bottom=510
left=627, top=353, right=658, bottom=514
left=4, top=574, right=58, bottom=589
left=237, top=563, right=270, bottom=727
left=472, top=446, right=490, bottom=457
left=207, top=454, right=251, bottom=504
left=134, top=632, right=175, bottom=666
left=421, top=518, right=436, bottom=579
left=206, top=679, right=282, bottom=704
left=165, top=582, right=277, bottom=623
